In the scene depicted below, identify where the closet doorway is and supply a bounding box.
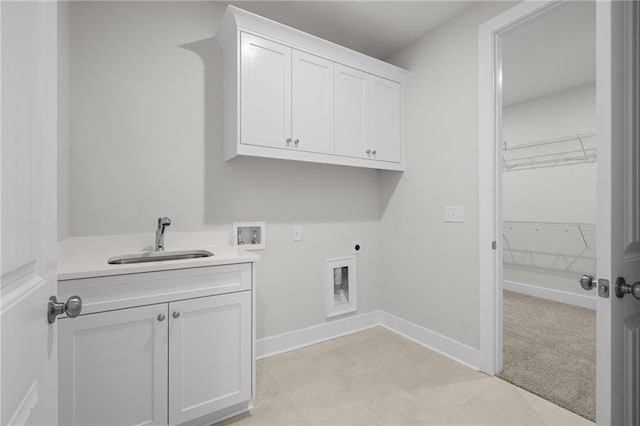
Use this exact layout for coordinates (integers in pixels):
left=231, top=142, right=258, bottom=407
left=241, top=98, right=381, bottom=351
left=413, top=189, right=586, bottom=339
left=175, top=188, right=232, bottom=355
left=498, top=2, right=596, bottom=421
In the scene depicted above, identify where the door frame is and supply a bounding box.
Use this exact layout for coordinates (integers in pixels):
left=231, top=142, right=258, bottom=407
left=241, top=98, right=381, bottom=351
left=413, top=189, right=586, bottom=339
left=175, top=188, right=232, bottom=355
left=478, top=0, right=563, bottom=377
left=479, top=1, right=636, bottom=424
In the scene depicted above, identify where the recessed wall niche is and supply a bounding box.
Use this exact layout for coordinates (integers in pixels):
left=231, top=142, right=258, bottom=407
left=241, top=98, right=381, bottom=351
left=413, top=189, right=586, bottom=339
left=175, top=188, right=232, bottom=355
left=233, top=222, right=265, bottom=250
left=325, top=256, right=357, bottom=318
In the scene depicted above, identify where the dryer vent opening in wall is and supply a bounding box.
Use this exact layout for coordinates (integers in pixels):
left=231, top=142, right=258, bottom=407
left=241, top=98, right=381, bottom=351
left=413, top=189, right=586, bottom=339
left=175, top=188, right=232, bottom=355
left=325, top=256, right=357, bottom=318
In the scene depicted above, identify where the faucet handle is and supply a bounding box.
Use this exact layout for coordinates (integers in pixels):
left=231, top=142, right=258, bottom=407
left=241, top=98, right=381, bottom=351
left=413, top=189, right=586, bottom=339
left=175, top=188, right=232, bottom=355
left=158, top=217, right=171, bottom=226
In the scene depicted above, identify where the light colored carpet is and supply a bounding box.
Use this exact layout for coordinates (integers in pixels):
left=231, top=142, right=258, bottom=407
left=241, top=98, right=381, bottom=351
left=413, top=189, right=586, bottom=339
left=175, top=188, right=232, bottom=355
left=499, top=290, right=596, bottom=421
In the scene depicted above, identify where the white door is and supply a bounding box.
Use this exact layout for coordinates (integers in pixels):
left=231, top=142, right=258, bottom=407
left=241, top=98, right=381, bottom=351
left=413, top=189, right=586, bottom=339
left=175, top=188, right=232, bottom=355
left=58, top=305, right=169, bottom=426
left=169, top=292, right=252, bottom=425
left=334, top=64, right=368, bottom=159
left=366, top=75, right=402, bottom=163
left=291, top=50, right=334, bottom=154
left=240, top=32, right=292, bottom=150
left=595, top=2, right=640, bottom=424
left=1, top=2, right=59, bottom=424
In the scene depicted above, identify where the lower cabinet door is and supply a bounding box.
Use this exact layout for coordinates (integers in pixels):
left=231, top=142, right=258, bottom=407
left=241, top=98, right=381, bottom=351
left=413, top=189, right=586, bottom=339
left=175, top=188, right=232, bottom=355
left=59, top=304, right=169, bottom=426
left=168, top=292, right=252, bottom=425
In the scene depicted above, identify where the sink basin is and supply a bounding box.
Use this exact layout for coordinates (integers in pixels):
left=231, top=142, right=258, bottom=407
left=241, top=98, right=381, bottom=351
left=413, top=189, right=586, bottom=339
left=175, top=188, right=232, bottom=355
left=107, top=250, right=214, bottom=265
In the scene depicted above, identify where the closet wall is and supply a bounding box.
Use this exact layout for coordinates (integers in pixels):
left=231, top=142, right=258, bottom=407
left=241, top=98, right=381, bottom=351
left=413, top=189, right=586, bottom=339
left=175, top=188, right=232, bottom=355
left=502, top=83, right=596, bottom=297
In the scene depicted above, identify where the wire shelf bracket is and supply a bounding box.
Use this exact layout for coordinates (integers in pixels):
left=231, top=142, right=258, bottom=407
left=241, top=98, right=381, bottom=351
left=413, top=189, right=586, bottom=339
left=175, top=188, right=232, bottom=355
left=502, top=132, right=597, bottom=172
left=502, top=220, right=596, bottom=275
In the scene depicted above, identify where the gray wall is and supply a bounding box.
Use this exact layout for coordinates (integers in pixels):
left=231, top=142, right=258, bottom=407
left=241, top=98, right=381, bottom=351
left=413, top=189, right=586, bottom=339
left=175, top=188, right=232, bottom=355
left=502, top=83, right=596, bottom=295
left=64, top=1, right=383, bottom=339
left=381, top=2, right=517, bottom=349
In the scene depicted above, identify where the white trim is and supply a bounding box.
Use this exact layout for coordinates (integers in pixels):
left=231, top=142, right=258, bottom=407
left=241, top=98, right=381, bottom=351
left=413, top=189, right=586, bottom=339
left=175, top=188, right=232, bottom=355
left=380, top=312, right=480, bottom=370
left=503, top=280, right=597, bottom=310
left=256, top=310, right=480, bottom=371
left=478, top=0, right=561, bottom=376
left=256, top=311, right=381, bottom=359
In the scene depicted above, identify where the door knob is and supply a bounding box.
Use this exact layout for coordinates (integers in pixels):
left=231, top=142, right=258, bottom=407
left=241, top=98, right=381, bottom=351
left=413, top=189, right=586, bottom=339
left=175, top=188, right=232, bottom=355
left=157, top=313, right=166, bottom=322
left=172, top=311, right=181, bottom=319
left=615, top=277, right=640, bottom=300
left=48, top=295, right=83, bottom=324
left=579, top=274, right=596, bottom=291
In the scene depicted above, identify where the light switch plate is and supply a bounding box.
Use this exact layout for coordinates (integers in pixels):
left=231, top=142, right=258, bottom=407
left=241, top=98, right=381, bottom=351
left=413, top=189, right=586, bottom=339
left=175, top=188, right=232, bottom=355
left=293, top=225, right=302, bottom=241
left=444, top=206, right=465, bottom=223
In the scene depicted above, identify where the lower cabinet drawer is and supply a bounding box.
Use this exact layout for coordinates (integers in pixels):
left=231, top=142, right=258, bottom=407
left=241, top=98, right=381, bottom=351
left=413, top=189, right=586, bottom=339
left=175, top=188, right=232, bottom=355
left=58, top=263, right=252, bottom=316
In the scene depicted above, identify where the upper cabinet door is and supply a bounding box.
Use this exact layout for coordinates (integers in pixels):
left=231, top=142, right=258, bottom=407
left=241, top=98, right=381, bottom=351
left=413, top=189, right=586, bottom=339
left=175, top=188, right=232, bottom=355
left=334, top=64, right=368, bottom=159
left=240, top=33, right=292, bottom=150
left=366, top=76, right=402, bottom=163
left=292, top=50, right=334, bottom=154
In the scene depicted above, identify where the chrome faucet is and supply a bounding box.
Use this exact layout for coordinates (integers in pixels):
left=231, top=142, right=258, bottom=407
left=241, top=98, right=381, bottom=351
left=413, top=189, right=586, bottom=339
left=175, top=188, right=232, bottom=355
left=155, top=217, right=171, bottom=251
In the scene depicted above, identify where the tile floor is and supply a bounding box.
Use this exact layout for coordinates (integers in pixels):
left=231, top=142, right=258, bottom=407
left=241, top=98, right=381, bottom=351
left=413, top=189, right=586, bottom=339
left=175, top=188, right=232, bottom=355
left=219, top=327, right=593, bottom=425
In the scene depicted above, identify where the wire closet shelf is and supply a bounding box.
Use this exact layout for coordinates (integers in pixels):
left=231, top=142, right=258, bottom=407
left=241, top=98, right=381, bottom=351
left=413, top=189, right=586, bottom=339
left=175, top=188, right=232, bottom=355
left=503, top=221, right=596, bottom=275
left=502, top=132, right=597, bottom=172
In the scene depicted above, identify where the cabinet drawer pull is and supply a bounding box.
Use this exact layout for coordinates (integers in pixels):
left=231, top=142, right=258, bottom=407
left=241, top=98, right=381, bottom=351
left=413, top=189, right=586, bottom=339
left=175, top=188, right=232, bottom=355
left=157, top=313, right=166, bottom=322
left=172, top=311, right=181, bottom=319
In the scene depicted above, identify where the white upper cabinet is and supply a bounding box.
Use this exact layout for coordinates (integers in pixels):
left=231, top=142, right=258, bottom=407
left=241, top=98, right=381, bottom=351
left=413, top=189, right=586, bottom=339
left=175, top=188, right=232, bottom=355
left=216, top=6, right=408, bottom=171
left=240, top=33, right=291, bottom=150
left=367, top=76, right=402, bottom=163
left=334, top=64, right=368, bottom=159
left=292, top=50, right=334, bottom=154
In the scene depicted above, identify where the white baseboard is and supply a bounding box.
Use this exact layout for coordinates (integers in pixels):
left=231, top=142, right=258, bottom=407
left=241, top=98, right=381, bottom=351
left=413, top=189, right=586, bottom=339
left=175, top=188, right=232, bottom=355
left=256, top=310, right=381, bottom=359
left=256, top=309, right=481, bottom=371
left=504, top=280, right=596, bottom=310
left=379, top=311, right=480, bottom=370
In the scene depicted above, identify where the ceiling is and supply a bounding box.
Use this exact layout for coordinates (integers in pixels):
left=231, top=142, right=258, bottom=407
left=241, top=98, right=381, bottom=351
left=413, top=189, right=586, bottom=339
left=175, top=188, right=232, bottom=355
left=502, top=1, right=596, bottom=106
left=224, top=1, right=594, bottom=105
left=228, top=1, right=475, bottom=60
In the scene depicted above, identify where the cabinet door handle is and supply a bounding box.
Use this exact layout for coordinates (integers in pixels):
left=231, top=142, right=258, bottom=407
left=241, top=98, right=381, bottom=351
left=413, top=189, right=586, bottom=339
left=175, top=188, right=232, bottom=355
left=366, top=149, right=371, bottom=155
left=372, top=150, right=376, bottom=155
left=294, top=139, right=299, bottom=146
left=286, top=138, right=292, bottom=145
left=157, top=313, right=166, bottom=322
left=172, top=311, right=180, bottom=319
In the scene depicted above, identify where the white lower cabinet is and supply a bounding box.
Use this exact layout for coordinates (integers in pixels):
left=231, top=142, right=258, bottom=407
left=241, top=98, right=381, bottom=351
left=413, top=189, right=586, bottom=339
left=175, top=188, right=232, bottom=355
left=59, top=304, right=169, bottom=426
left=58, top=264, right=254, bottom=426
left=169, top=292, right=252, bottom=425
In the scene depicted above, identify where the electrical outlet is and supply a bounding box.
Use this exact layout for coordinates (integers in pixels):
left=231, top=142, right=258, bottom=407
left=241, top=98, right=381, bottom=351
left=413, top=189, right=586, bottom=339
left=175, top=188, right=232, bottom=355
left=444, top=206, right=465, bottom=223
left=292, top=225, right=302, bottom=241
left=352, top=241, right=362, bottom=254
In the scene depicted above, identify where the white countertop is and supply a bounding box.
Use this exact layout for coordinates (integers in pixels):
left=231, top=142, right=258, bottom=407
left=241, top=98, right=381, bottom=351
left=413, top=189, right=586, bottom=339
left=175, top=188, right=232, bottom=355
left=58, top=231, right=259, bottom=281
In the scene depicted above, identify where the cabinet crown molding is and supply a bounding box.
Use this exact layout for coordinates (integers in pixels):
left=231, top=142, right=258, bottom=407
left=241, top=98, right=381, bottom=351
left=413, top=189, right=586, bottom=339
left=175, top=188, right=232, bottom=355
left=215, top=6, right=409, bottom=83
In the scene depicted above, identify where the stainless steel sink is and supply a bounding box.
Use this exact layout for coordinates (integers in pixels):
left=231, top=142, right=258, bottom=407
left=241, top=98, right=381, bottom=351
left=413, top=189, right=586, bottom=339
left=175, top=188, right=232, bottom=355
left=107, top=250, right=214, bottom=265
